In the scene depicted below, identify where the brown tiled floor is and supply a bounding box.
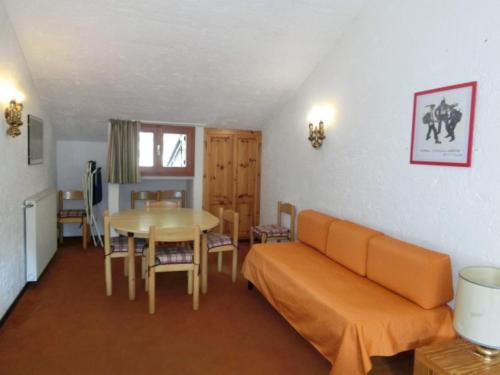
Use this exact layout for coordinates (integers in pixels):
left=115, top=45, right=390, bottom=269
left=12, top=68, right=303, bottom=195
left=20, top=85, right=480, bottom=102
left=0, top=239, right=412, bottom=374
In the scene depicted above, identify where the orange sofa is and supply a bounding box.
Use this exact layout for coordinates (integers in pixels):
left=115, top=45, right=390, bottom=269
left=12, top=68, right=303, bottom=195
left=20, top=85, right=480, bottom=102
left=242, top=210, right=455, bottom=375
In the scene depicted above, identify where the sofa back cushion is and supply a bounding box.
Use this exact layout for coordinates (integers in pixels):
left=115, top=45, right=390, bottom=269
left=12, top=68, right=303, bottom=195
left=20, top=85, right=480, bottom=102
left=366, top=235, right=453, bottom=309
left=297, top=210, right=337, bottom=254
left=326, top=221, right=381, bottom=276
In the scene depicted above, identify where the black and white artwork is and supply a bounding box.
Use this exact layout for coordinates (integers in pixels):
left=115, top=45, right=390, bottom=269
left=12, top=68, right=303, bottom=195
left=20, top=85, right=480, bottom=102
left=410, top=82, right=477, bottom=167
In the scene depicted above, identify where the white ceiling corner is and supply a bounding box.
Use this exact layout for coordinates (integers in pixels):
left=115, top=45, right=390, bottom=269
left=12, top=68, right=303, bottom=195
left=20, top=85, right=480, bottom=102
left=3, top=0, right=367, bottom=141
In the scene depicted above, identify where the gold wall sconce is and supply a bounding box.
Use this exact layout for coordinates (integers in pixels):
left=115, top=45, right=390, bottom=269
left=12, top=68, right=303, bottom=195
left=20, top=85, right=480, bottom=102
left=0, top=80, right=25, bottom=137
left=308, top=121, right=325, bottom=149
left=5, top=99, right=24, bottom=137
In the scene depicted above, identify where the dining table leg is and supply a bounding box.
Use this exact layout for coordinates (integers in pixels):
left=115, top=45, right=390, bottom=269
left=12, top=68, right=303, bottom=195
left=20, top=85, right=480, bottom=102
left=127, top=232, right=136, bottom=300
left=201, top=232, right=208, bottom=294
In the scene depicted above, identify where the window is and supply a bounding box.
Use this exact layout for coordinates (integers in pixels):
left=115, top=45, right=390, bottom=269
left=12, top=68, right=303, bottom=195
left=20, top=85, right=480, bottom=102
left=139, top=124, right=195, bottom=176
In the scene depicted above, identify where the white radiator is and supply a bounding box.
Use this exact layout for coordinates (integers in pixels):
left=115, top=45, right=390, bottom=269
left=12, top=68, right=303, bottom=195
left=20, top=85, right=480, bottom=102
left=25, top=188, right=58, bottom=282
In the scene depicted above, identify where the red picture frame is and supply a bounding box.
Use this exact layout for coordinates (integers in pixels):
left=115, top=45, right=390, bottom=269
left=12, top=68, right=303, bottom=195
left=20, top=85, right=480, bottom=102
left=410, top=81, right=477, bottom=167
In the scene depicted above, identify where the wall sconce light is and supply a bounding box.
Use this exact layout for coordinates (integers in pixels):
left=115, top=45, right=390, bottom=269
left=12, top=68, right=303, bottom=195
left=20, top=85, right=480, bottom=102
left=308, top=121, right=325, bottom=149
left=5, top=99, right=24, bottom=137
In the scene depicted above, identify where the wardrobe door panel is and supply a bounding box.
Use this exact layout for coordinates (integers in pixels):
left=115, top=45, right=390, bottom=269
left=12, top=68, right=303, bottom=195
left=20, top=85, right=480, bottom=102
left=203, top=133, right=234, bottom=217
left=234, top=134, right=261, bottom=239
left=203, top=129, right=261, bottom=239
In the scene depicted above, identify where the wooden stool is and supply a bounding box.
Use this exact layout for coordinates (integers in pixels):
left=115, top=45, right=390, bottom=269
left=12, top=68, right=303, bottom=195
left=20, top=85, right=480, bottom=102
left=414, top=338, right=500, bottom=374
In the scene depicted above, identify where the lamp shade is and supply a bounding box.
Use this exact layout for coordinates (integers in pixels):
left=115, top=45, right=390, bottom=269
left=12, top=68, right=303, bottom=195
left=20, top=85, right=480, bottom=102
left=453, top=266, right=500, bottom=349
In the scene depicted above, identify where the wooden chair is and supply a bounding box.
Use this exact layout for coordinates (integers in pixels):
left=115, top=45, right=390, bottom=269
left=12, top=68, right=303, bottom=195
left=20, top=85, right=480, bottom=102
left=250, top=201, right=295, bottom=247
left=201, top=207, right=239, bottom=293
left=103, top=210, right=147, bottom=296
left=146, top=200, right=184, bottom=247
left=144, top=225, right=201, bottom=313
left=146, top=200, right=182, bottom=208
left=159, top=190, right=186, bottom=208
left=57, top=190, right=89, bottom=249
left=131, top=191, right=159, bottom=209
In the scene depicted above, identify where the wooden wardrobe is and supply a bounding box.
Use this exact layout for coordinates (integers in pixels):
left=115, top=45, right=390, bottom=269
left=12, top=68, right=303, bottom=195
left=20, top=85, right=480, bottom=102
left=203, top=128, right=262, bottom=239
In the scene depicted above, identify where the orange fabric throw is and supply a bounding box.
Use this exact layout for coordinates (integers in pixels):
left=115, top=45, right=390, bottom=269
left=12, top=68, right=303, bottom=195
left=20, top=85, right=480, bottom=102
left=242, top=242, right=456, bottom=375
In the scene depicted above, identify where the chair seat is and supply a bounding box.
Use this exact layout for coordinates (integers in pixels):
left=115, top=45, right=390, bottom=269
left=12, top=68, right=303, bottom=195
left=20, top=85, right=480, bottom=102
left=58, top=209, right=86, bottom=219
left=207, top=232, right=233, bottom=249
left=110, top=236, right=146, bottom=254
left=253, top=224, right=289, bottom=238
left=155, top=246, right=194, bottom=265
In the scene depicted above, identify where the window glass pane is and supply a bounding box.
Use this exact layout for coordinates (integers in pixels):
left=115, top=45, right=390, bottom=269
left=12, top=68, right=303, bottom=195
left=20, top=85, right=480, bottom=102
left=139, top=132, right=154, bottom=167
left=162, top=133, right=187, bottom=167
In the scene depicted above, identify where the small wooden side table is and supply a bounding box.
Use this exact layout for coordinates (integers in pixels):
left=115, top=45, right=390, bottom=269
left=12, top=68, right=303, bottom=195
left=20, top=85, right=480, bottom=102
left=414, top=338, right=500, bottom=374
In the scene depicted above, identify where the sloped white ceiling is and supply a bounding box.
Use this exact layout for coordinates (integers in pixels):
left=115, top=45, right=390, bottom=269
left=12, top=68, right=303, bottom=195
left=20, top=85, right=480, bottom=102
left=4, top=0, right=366, bottom=141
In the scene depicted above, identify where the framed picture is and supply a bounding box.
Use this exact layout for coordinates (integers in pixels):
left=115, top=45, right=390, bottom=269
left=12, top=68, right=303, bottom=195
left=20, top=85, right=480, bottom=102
left=28, top=115, right=43, bottom=165
left=410, top=81, right=477, bottom=167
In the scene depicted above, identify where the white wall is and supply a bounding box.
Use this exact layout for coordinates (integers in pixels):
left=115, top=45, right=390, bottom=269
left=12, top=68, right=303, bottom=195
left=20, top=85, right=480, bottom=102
left=261, top=0, right=500, bottom=287
left=56, top=140, right=108, bottom=236
left=0, top=2, right=56, bottom=318
left=192, top=125, right=205, bottom=210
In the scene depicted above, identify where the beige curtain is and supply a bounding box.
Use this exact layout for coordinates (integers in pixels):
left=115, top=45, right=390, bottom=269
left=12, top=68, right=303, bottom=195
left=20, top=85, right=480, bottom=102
left=106, top=119, right=141, bottom=184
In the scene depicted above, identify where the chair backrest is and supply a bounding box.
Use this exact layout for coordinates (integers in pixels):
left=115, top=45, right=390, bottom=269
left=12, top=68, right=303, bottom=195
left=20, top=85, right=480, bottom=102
left=103, top=209, right=111, bottom=255
left=159, top=190, right=186, bottom=208
left=146, top=200, right=182, bottom=208
left=217, top=207, right=239, bottom=246
left=59, top=190, right=84, bottom=210
left=277, top=201, right=296, bottom=241
left=131, top=191, right=159, bottom=209
left=148, top=225, right=200, bottom=267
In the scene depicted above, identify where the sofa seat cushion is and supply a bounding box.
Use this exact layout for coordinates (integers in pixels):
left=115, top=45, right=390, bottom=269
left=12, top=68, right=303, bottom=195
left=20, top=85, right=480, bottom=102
left=252, top=224, right=289, bottom=239
left=367, top=235, right=453, bottom=309
left=207, top=232, right=232, bottom=249
left=110, top=236, right=146, bottom=254
left=58, top=209, right=86, bottom=218
left=155, top=246, right=193, bottom=265
left=242, top=242, right=455, bottom=375
left=297, top=210, right=337, bottom=254
left=326, top=220, right=381, bottom=276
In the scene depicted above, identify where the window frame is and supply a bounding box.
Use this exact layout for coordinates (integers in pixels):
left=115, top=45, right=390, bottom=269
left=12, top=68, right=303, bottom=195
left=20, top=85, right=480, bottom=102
left=139, top=124, right=195, bottom=177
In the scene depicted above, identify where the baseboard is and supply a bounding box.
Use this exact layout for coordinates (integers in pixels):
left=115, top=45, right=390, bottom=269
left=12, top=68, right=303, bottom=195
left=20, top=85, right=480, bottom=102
left=0, top=283, right=30, bottom=327
left=1, top=242, right=58, bottom=326
left=60, top=235, right=100, bottom=248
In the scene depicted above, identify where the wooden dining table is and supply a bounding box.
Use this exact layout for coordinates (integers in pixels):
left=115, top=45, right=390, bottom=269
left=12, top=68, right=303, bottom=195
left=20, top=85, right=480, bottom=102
left=110, top=207, right=219, bottom=300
